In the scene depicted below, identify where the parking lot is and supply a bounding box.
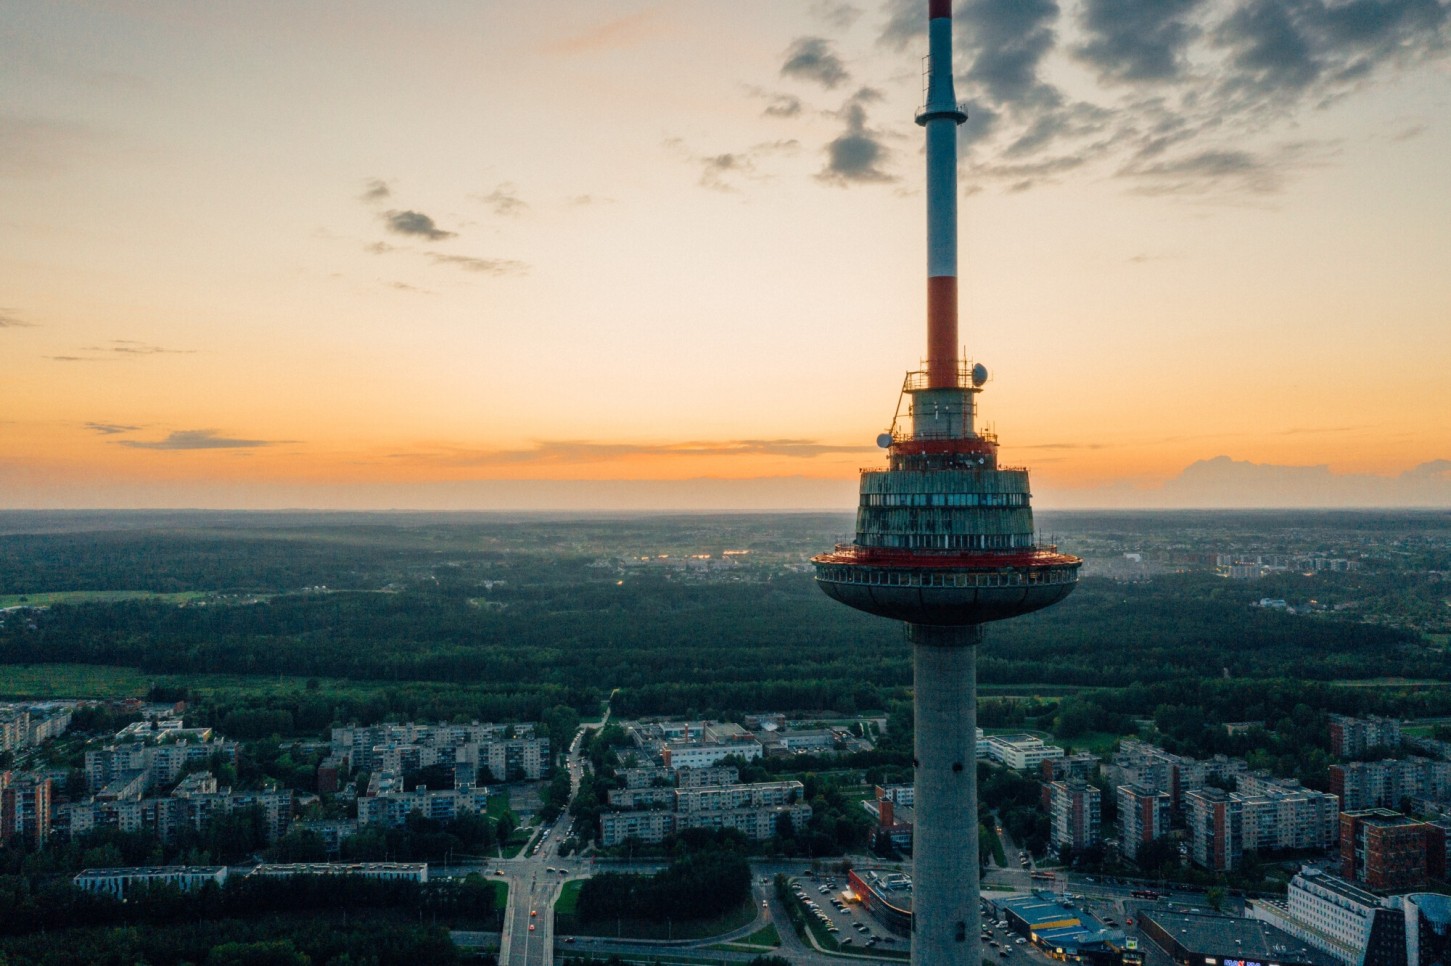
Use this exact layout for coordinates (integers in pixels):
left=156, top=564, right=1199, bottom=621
left=787, top=876, right=903, bottom=951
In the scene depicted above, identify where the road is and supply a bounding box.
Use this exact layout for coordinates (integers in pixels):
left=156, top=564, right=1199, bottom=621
left=496, top=697, right=613, bottom=966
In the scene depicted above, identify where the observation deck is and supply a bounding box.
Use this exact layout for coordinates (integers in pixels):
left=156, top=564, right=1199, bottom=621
left=812, top=364, right=1081, bottom=627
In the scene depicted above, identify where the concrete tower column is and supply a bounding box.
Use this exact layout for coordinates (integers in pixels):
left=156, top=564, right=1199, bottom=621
left=910, top=622, right=983, bottom=966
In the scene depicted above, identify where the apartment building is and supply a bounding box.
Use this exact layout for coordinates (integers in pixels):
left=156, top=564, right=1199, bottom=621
left=1186, top=786, right=1243, bottom=872
left=1047, top=779, right=1101, bottom=853
left=1117, top=784, right=1171, bottom=863
left=1329, top=716, right=1402, bottom=759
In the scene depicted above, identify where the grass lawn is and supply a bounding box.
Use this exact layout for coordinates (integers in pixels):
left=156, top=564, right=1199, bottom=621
left=711, top=922, right=780, bottom=949
left=485, top=790, right=512, bottom=819
left=1059, top=730, right=1135, bottom=757
left=0, top=664, right=155, bottom=699
left=555, top=880, right=582, bottom=916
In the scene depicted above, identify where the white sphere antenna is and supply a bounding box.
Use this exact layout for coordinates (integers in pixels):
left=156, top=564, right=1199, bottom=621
left=971, top=363, right=989, bottom=387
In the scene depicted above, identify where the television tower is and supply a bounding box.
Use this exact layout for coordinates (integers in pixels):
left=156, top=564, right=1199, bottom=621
left=811, top=2, right=1081, bottom=964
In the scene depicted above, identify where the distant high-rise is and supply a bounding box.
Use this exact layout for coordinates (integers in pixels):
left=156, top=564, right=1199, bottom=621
left=810, top=1, right=1080, bottom=962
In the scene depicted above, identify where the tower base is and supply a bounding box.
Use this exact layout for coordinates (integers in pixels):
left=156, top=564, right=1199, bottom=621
left=910, top=622, right=983, bottom=966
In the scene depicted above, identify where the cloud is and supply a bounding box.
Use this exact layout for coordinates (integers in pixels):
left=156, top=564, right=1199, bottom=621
left=781, top=37, right=851, bottom=88
left=876, top=0, right=926, bottom=51
left=1155, top=455, right=1451, bottom=507
left=383, top=209, right=456, bottom=241
left=762, top=93, right=804, bottom=118
left=476, top=183, right=528, bottom=217
left=812, top=1, right=864, bottom=30
left=117, top=430, right=285, bottom=451
left=1119, top=140, right=1334, bottom=195
left=1075, top=0, right=1208, bottom=84
left=48, top=356, right=92, bottom=363
left=544, top=11, right=662, bottom=55
left=669, top=138, right=800, bottom=192
left=817, top=89, right=895, bottom=185
left=856, top=0, right=1451, bottom=198
left=426, top=253, right=528, bottom=275
left=84, top=422, right=141, bottom=435
left=960, top=0, right=1063, bottom=107
left=0, top=309, right=37, bottom=328
left=99, top=339, right=194, bottom=355
left=359, top=178, right=391, bottom=202
left=391, top=438, right=873, bottom=468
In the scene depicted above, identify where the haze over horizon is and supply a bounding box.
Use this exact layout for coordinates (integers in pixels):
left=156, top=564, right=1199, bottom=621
left=4, top=0, right=1449, bottom=511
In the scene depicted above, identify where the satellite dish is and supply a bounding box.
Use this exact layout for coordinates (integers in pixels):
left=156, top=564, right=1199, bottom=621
left=971, top=363, right=989, bottom=387
left=876, top=433, right=893, bottom=449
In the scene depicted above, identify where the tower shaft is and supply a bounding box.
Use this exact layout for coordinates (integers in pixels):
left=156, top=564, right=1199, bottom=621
left=911, top=624, right=982, bottom=966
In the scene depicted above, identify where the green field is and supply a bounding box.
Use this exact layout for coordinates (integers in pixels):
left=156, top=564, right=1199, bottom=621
left=0, top=590, right=211, bottom=608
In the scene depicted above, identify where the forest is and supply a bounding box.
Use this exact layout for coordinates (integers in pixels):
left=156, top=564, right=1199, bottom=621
left=2, top=511, right=1446, bottom=727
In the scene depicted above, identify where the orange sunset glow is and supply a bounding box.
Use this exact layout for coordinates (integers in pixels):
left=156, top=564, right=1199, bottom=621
left=3, top=1, right=1448, bottom=510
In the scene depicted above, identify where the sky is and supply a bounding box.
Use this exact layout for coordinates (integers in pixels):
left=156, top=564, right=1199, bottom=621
left=3, top=0, right=1449, bottom=511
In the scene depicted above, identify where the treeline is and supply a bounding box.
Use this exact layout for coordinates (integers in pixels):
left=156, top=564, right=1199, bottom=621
left=0, top=917, right=460, bottom=966
left=0, top=872, right=497, bottom=938
left=4, top=572, right=1437, bottom=723
left=573, top=849, right=750, bottom=924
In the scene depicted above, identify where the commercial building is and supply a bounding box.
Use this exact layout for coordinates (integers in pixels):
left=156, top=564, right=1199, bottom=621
left=1186, top=786, right=1242, bottom=872
left=1340, top=809, right=1446, bottom=892
left=986, top=734, right=1066, bottom=770
left=1140, top=909, right=1338, bottom=966
left=1117, top=784, right=1171, bottom=863
left=1404, top=893, right=1451, bottom=966
left=1248, top=867, right=1392, bottom=964
left=73, top=865, right=229, bottom=899
left=248, top=862, right=428, bottom=883
left=661, top=741, right=761, bottom=770
left=1047, top=780, right=1101, bottom=853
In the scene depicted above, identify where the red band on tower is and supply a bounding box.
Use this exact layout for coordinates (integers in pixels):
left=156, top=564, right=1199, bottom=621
left=927, top=276, right=958, bottom=387
left=930, top=0, right=951, bottom=18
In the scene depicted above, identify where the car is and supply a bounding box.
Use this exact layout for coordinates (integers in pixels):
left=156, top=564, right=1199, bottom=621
left=841, top=937, right=854, bottom=945
left=495, top=869, right=504, bottom=875
left=763, top=899, right=769, bottom=907
left=564, top=938, right=576, bottom=944
left=530, top=910, right=537, bottom=917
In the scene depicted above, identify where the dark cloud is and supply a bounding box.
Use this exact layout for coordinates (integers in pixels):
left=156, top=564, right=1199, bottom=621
left=0, top=309, right=36, bottom=328
left=781, top=37, right=851, bottom=88
left=383, top=209, right=456, bottom=241
left=1118, top=141, right=1333, bottom=195
left=1212, top=0, right=1450, bottom=115
left=477, top=183, right=528, bottom=217
left=1075, top=0, right=1208, bottom=83
left=117, top=430, right=283, bottom=451
left=817, top=89, right=894, bottom=185
left=364, top=241, right=396, bottom=255
left=763, top=93, right=804, bottom=118
left=960, top=0, right=1063, bottom=107
left=876, top=0, right=926, bottom=51
left=392, top=438, right=873, bottom=467
left=84, top=422, right=141, bottom=435
left=426, top=253, right=528, bottom=275
left=359, top=178, right=391, bottom=202
left=700, top=153, right=754, bottom=192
